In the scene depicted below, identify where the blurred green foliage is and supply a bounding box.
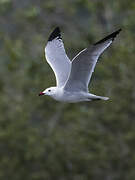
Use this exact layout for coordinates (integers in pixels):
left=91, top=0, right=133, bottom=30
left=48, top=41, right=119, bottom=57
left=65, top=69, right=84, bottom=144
left=0, top=0, right=135, bottom=180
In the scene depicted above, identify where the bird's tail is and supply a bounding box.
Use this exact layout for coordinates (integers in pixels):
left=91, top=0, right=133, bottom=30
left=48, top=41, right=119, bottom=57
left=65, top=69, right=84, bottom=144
left=88, top=94, right=109, bottom=101
left=98, top=96, right=109, bottom=101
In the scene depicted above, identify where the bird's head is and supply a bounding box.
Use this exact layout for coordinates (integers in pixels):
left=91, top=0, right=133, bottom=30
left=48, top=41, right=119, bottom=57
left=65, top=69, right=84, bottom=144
left=39, top=87, right=57, bottom=97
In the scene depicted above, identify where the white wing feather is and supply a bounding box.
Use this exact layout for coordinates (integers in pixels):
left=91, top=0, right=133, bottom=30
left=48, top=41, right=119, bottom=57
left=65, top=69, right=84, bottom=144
left=64, top=29, right=121, bottom=92
left=45, top=28, right=71, bottom=87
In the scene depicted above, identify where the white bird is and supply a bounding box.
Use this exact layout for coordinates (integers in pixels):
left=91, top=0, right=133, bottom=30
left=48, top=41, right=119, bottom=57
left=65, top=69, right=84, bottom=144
left=39, top=27, right=121, bottom=103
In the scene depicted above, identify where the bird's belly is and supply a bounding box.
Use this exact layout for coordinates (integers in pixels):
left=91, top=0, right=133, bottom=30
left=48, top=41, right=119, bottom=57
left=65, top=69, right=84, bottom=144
left=52, top=92, right=88, bottom=103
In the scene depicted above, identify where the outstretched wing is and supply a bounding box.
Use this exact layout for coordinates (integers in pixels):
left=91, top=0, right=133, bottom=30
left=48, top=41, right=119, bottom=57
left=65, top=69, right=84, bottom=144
left=45, top=27, right=71, bottom=87
left=64, top=29, right=121, bottom=92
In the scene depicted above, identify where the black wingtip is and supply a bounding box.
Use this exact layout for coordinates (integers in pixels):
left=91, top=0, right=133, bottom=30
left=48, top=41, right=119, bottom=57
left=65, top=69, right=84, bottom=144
left=94, top=28, right=122, bottom=45
left=48, top=27, right=61, bottom=41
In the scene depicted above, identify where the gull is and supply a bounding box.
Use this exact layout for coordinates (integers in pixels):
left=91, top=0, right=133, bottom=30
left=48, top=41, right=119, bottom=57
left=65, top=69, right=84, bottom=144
left=39, top=27, right=121, bottom=103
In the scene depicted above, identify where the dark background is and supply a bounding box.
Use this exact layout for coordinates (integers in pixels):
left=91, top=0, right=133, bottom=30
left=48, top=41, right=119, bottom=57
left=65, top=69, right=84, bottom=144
left=0, top=0, right=135, bottom=179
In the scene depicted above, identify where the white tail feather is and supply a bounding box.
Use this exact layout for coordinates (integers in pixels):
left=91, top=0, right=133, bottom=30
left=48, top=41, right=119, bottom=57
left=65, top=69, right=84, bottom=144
left=100, top=96, right=109, bottom=101
left=88, top=94, right=109, bottom=101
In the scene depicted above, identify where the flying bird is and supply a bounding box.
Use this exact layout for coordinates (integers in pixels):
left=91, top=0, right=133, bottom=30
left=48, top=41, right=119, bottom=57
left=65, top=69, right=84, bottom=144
left=39, top=27, right=121, bottom=103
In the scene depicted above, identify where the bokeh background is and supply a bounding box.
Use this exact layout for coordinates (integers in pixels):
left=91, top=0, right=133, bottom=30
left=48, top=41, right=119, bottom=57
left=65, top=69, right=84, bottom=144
left=0, top=0, right=135, bottom=180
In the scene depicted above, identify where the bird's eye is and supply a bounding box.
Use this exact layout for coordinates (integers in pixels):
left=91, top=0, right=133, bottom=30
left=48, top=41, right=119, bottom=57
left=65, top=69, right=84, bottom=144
left=48, top=89, right=51, bottom=92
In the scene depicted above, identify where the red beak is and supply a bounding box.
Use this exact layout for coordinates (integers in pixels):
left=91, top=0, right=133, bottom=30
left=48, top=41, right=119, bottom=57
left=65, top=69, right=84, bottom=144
left=38, top=92, right=44, bottom=96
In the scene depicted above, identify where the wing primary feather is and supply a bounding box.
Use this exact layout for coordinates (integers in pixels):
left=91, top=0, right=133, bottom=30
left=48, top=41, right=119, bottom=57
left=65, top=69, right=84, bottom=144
left=45, top=27, right=71, bottom=87
left=64, top=29, right=121, bottom=92
left=94, top=28, right=122, bottom=45
left=48, top=27, right=62, bottom=41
